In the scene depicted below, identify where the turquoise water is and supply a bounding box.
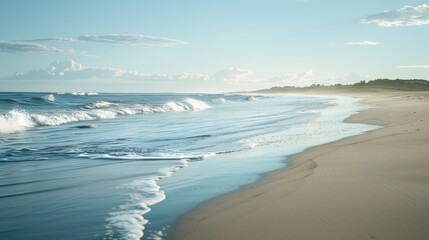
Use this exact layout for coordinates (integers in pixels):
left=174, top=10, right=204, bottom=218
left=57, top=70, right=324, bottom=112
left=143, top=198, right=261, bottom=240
left=0, top=92, right=377, bottom=239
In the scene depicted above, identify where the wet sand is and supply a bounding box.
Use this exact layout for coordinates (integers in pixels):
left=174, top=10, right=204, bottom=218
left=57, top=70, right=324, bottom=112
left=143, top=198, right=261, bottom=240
left=175, top=92, right=429, bottom=240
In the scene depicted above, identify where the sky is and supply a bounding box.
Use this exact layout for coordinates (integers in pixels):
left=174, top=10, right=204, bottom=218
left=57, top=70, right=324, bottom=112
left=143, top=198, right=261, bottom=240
left=0, top=0, right=428, bottom=93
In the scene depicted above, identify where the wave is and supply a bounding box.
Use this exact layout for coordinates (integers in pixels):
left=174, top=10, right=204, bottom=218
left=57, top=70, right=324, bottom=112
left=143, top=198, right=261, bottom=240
left=212, top=97, right=226, bottom=103
left=83, top=98, right=210, bottom=112
left=0, top=98, right=211, bottom=135
left=105, top=160, right=188, bottom=240
left=1, top=144, right=215, bottom=164
left=41, top=94, right=55, bottom=102
left=56, top=92, right=99, bottom=96
left=103, top=147, right=215, bottom=239
left=0, top=95, right=55, bottom=107
left=102, top=149, right=215, bottom=239
left=0, top=98, right=23, bottom=104
left=30, top=94, right=56, bottom=104
left=78, top=151, right=215, bottom=161
left=0, top=110, right=35, bottom=134
left=83, top=101, right=116, bottom=109
left=162, top=98, right=211, bottom=112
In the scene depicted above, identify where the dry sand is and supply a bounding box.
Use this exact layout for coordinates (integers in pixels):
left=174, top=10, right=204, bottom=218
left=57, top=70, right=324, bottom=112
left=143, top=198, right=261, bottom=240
left=175, top=92, right=429, bottom=240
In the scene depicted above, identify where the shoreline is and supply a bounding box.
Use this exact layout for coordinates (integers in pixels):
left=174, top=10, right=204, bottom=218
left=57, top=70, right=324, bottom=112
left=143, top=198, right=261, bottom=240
left=174, top=91, right=429, bottom=240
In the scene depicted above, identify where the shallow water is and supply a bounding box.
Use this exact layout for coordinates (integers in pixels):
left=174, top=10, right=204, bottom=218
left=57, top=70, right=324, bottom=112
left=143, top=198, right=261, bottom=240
left=0, top=92, right=378, bottom=239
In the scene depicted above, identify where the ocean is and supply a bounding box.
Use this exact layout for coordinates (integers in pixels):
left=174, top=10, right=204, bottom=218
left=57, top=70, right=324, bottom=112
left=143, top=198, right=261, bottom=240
left=0, top=92, right=378, bottom=239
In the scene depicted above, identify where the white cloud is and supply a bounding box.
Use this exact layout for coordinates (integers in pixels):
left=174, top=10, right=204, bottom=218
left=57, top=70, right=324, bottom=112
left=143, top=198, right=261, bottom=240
left=77, top=34, right=188, bottom=46
left=0, top=41, right=76, bottom=54
left=346, top=41, right=379, bottom=46
left=2, top=34, right=186, bottom=55
left=3, top=61, right=257, bottom=90
left=121, top=71, right=209, bottom=82
left=332, top=72, right=369, bottom=85
left=398, top=65, right=429, bottom=69
left=3, top=60, right=209, bottom=81
left=211, top=67, right=252, bottom=82
left=269, top=69, right=314, bottom=86
left=22, top=37, right=76, bottom=43
left=7, top=60, right=118, bottom=80
left=362, top=4, right=429, bottom=27
left=21, top=34, right=188, bottom=47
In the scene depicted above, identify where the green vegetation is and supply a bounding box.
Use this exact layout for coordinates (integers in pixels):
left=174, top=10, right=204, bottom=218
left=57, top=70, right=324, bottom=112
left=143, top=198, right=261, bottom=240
left=256, top=79, right=429, bottom=93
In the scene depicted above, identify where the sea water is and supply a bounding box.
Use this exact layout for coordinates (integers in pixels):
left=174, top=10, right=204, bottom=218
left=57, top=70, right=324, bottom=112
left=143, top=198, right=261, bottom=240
left=0, top=92, right=378, bottom=239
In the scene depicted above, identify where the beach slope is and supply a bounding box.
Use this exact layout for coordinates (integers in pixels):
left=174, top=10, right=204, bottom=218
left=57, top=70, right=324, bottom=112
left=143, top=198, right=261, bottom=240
left=175, top=92, right=429, bottom=240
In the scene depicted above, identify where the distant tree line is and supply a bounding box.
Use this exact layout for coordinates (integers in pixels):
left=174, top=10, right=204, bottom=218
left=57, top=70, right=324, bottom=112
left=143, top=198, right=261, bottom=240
left=351, top=79, right=429, bottom=90
left=267, top=79, right=429, bottom=92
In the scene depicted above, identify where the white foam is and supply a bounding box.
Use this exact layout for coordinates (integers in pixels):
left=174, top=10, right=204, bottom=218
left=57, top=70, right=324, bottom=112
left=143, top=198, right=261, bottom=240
left=0, top=110, right=34, bottom=134
left=87, top=110, right=117, bottom=119
left=0, top=98, right=211, bottom=135
left=104, top=160, right=189, bottom=240
left=41, top=94, right=55, bottom=102
left=146, top=230, right=165, bottom=240
left=161, top=99, right=211, bottom=112
left=182, top=98, right=211, bottom=111
left=78, top=151, right=214, bottom=161
left=68, top=92, right=98, bottom=96
left=70, top=92, right=86, bottom=96
left=84, top=101, right=115, bottom=109
left=212, top=97, right=226, bottom=103
left=32, top=112, right=97, bottom=126
left=82, top=98, right=210, bottom=114
left=162, top=101, right=188, bottom=112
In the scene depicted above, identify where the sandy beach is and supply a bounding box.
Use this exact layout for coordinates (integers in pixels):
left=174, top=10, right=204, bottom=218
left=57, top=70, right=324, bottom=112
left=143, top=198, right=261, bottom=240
left=175, top=92, right=429, bottom=240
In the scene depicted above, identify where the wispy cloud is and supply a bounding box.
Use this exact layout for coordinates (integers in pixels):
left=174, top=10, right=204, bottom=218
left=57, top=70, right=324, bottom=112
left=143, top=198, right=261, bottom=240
left=22, top=37, right=76, bottom=43
left=21, top=34, right=188, bottom=47
left=362, top=4, right=429, bottom=27
left=398, top=65, right=429, bottom=69
left=2, top=34, right=187, bottom=55
left=0, top=41, right=76, bottom=55
left=269, top=69, right=314, bottom=86
left=330, top=72, right=369, bottom=84
left=77, top=34, right=188, bottom=46
left=3, top=60, right=209, bottom=81
left=211, top=67, right=252, bottom=82
left=346, top=41, right=379, bottom=46
left=2, top=61, right=260, bottom=85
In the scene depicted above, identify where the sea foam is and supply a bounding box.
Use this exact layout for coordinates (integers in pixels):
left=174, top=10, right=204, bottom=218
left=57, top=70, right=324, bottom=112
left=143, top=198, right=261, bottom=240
left=104, top=159, right=190, bottom=240
left=30, top=94, right=56, bottom=103
left=212, top=97, right=226, bottom=103
left=84, top=101, right=115, bottom=109
left=41, top=94, right=55, bottom=102
left=0, top=110, right=34, bottom=134
left=78, top=151, right=215, bottom=161
left=0, top=98, right=211, bottom=134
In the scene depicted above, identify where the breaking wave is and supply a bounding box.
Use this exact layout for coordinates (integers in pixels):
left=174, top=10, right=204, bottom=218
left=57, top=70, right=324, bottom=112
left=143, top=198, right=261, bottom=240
left=0, top=98, right=211, bottom=135
left=57, top=92, right=99, bottom=96
left=212, top=97, right=226, bottom=103
left=84, top=101, right=116, bottom=109
left=0, top=110, right=35, bottom=134
left=30, top=94, right=56, bottom=103
left=78, top=151, right=215, bottom=161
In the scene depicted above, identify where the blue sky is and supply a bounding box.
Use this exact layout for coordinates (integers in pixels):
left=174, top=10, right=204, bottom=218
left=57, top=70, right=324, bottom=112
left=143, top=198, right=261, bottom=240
left=1, top=0, right=428, bottom=92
